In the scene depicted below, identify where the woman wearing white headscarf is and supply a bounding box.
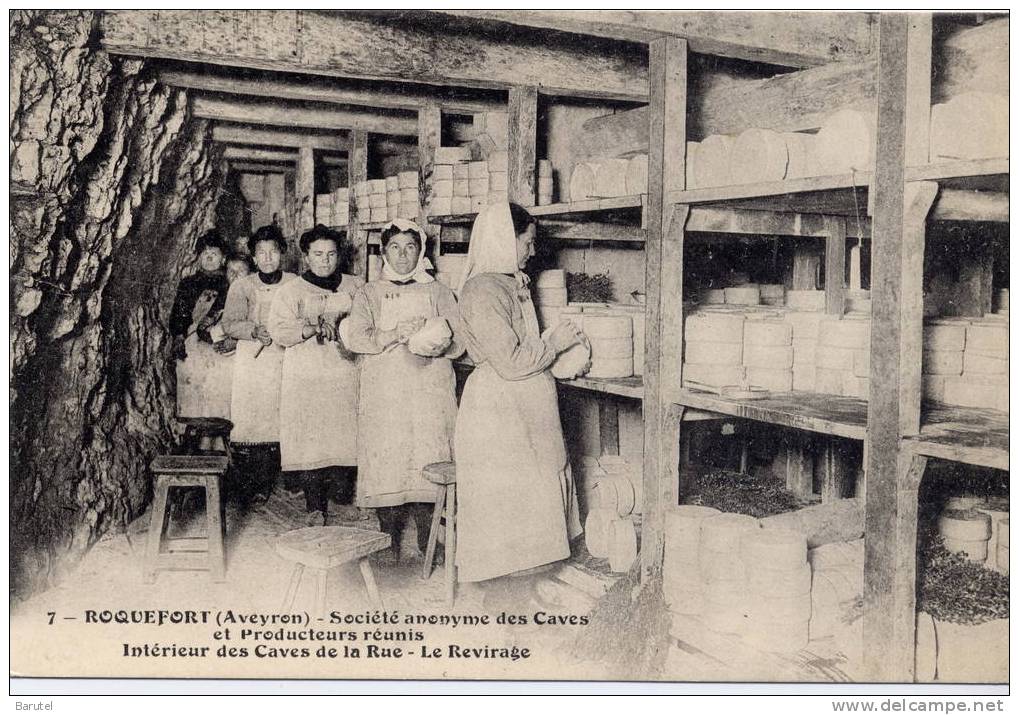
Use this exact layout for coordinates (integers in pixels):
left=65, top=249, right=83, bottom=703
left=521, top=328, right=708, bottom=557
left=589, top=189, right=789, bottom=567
left=454, top=203, right=584, bottom=585
left=340, top=219, right=464, bottom=562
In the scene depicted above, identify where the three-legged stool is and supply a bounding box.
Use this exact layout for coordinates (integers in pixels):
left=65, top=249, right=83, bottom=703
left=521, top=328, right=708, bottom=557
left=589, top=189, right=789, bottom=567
left=421, top=461, right=457, bottom=608
left=276, top=526, right=391, bottom=616
left=143, top=455, right=229, bottom=583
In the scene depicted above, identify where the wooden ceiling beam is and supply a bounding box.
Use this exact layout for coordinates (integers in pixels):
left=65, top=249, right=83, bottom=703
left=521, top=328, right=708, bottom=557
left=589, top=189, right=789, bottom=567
left=192, top=95, right=418, bottom=135
left=100, top=9, right=648, bottom=101
left=212, top=125, right=348, bottom=150
left=159, top=67, right=502, bottom=114
left=222, top=146, right=297, bottom=162
left=434, top=10, right=878, bottom=67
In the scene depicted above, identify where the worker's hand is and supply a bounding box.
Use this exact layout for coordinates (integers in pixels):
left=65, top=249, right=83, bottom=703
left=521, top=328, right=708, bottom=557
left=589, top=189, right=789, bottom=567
left=318, top=318, right=338, bottom=343
left=547, top=319, right=582, bottom=354
left=214, top=338, right=237, bottom=355
left=253, top=325, right=273, bottom=345
left=396, top=317, right=427, bottom=342
left=192, top=289, right=218, bottom=324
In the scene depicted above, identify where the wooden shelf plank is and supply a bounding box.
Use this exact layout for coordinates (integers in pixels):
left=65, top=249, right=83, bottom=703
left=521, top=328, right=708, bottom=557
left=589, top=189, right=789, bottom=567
left=675, top=388, right=868, bottom=440
left=905, top=157, right=1009, bottom=184
left=454, top=361, right=644, bottom=400
left=904, top=404, right=1009, bottom=471
left=428, top=195, right=646, bottom=227
left=667, top=173, right=871, bottom=208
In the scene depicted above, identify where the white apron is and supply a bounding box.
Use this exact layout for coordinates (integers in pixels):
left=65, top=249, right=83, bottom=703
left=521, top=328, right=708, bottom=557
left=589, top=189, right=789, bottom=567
left=279, top=291, right=359, bottom=471
left=356, top=286, right=457, bottom=508
left=229, top=340, right=285, bottom=444
left=454, top=292, right=582, bottom=582
left=176, top=334, right=233, bottom=420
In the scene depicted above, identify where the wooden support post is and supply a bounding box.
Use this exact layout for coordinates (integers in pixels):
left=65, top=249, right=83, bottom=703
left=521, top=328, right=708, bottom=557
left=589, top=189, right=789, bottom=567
left=824, top=216, right=847, bottom=315
left=641, top=37, right=687, bottom=582
left=507, top=86, right=538, bottom=207
left=864, top=453, right=928, bottom=681
left=848, top=241, right=863, bottom=291
left=348, top=130, right=369, bottom=278
left=956, top=248, right=994, bottom=317
left=295, top=146, right=315, bottom=233
left=782, top=432, right=814, bottom=498
left=598, top=401, right=620, bottom=457
left=791, top=248, right=820, bottom=290
left=865, top=13, right=937, bottom=683
left=819, top=437, right=852, bottom=502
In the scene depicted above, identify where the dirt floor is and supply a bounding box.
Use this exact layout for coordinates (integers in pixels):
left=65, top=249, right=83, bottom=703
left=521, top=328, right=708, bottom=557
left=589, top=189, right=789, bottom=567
left=11, top=485, right=640, bottom=682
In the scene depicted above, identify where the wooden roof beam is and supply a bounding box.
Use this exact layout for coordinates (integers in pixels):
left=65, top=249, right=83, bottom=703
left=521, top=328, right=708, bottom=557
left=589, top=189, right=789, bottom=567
left=212, top=125, right=348, bottom=150
left=223, top=146, right=298, bottom=163
left=192, top=95, right=418, bottom=135
left=159, top=67, right=503, bottom=114
left=434, top=10, right=878, bottom=67
left=100, top=9, right=648, bottom=101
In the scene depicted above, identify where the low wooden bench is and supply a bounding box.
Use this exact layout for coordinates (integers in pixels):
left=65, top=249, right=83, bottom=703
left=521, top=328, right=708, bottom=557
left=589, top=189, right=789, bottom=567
left=143, top=454, right=229, bottom=584
left=276, top=526, right=391, bottom=615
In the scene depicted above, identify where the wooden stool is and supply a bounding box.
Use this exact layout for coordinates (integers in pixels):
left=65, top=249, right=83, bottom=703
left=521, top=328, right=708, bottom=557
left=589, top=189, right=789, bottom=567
left=421, top=461, right=457, bottom=608
left=276, top=526, right=391, bottom=615
left=177, top=417, right=233, bottom=462
left=143, top=455, right=229, bottom=584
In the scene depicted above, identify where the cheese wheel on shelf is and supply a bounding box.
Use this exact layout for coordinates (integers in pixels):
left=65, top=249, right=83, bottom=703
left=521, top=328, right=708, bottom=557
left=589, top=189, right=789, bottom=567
left=587, top=357, right=633, bottom=379
left=608, top=519, right=638, bottom=572
left=930, top=92, right=1008, bottom=161
left=701, top=513, right=761, bottom=554
left=397, top=171, right=418, bottom=189
left=452, top=180, right=470, bottom=197
left=590, top=337, right=633, bottom=360
left=369, top=179, right=387, bottom=194
left=431, top=180, right=454, bottom=198
left=730, top=128, right=789, bottom=184
left=694, top=135, right=735, bottom=188
left=569, top=162, right=598, bottom=202
left=596, top=475, right=635, bottom=517
left=593, top=159, right=631, bottom=198
left=537, top=159, right=553, bottom=178
left=741, top=528, right=807, bottom=571
left=813, top=109, right=874, bottom=175
left=625, top=154, right=649, bottom=195
left=384, top=176, right=400, bottom=192
left=468, top=178, right=490, bottom=196
left=747, top=562, right=811, bottom=597
left=535, top=269, right=566, bottom=288
left=938, top=509, right=992, bottom=541
left=744, top=320, right=793, bottom=346
left=665, top=506, right=722, bottom=555
left=783, top=132, right=816, bottom=179
left=684, top=312, right=745, bottom=344
left=700, top=552, right=746, bottom=583
left=452, top=163, right=470, bottom=180
left=702, top=288, right=726, bottom=304
left=585, top=508, right=614, bottom=558
left=434, top=146, right=470, bottom=164
left=543, top=327, right=591, bottom=380
left=942, top=537, right=988, bottom=562
left=724, top=286, right=761, bottom=305
left=582, top=315, right=632, bottom=339
left=450, top=197, right=472, bottom=215
left=685, top=340, right=743, bottom=366
left=468, top=161, right=488, bottom=178
left=488, top=151, right=509, bottom=173
left=432, top=164, right=453, bottom=181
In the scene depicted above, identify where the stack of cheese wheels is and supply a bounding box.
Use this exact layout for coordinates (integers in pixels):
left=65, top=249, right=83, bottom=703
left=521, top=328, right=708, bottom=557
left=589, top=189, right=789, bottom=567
left=663, top=506, right=720, bottom=615
left=575, top=455, right=606, bottom=518
left=396, top=171, right=420, bottom=219
left=683, top=311, right=746, bottom=389
left=742, top=528, right=811, bottom=652
left=759, top=284, right=785, bottom=306
left=385, top=176, right=400, bottom=222
left=433, top=254, right=467, bottom=293
left=596, top=456, right=638, bottom=516
left=945, top=495, right=984, bottom=511
left=585, top=507, right=615, bottom=558
left=977, top=497, right=1009, bottom=573
left=730, top=128, right=789, bottom=184
left=724, top=284, right=761, bottom=306
left=743, top=319, right=794, bottom=393
left=583, top=315, right=634, bottom=378
left=543, top=324, right=590, bottom=380
left=606, top=304, right=646, bottom=377
left=535, top=269, right=568, bottom=308
left=569, top=162, right=598, bottom=202
left=368, top=179, right=389, bottom=223
left=537, top=160, right=554, bottom=206
left=938, top=508, right=992, bottom=562
left=930, top=92, right=1008, bottom=162
left=807, top=539, right=863, bottom=641
left=812, top=108, right=874, bottom=175
left=998, top=518, right=1009, bottom=575
left=699, top=513, right=760, bottom=634
left=625, top=154, right=649, bottom=195
left=783, top=132, right=815, bottom=180
left=693, top=135, right=735, bottom=188
left=608, top=518, right=638, bottom=572
left=701, top=288, right=726, bottom=304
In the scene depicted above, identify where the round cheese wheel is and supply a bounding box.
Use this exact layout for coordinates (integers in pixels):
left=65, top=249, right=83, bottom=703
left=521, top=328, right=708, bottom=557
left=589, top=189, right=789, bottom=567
left=942, top=536, right=988, bottom=562
left=813, top=109, right=874, bottom=175
left=545, top=328, right=591, bottom=380
left=938, top=509, right=992, bottom=541
left=584, top=508, right=614, bottom=558
left=915, top=612, right=937, bottom=682
left=701, top=513, right=761, bottom=554
left=724, top=286, right=761, bottom=305
left=694, top=135, right=735, bottom=188
left=537, top=159, right=554, bottom=178
left=730, top=128, right=789, bottom=184
left=587, top=357, right=633, bottom=379
left=945, top=495, right=984, bottom=511
left=743, top=617, right=809, bottom=653
left=569, top=162, right=598, bottom=202
left=535, top=287, right=567, bottom=307
left=535, top=269, right=566, bottom=288
left=582, top=315, right=632, bottom=339
left=930, top=92, right=1008, bottom=161
left=783, top=132, right=815, bottom=180
left=625, top=154, right=649, bottom=195
left=701, top=288, right=726, bottom=304
left=590, top=337, right=633, bottom=360
left=369, top=179, right=387, bottom=194
left=597, top=475, right=635, bottom=517
left=741, top=528, right=807, bottom=571
left=594, top=158, right=631, bottom=198
left=700, top=552, right=745, bottom=584
left=665, top=506, right=721, bottom=552
left=609, top=519, right=638, bottom=572
left=748, top=562, right=811, bottom=597
left=385, top=176, right=400, bottom=191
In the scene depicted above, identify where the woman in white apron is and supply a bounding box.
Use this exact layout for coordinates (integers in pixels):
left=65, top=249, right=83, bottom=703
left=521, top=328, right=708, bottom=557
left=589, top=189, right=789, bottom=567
left=340, top=219, right=463, bottom=562
left=268, top=225, right=363, bottom=525
left=171, top=230, right=236, bottom=420
left=221, top=225, right=296, bottom=503
left=454, top=203, right=585, bottom=587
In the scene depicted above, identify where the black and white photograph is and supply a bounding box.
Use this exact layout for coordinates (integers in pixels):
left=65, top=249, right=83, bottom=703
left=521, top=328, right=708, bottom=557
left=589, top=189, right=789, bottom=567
left=8, top=8, right=1011, bottom=696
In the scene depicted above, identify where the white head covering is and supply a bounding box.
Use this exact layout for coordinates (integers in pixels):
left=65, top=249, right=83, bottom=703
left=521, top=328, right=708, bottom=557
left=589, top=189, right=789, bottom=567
left=380, top=219, right=434, bottom=284
left=457, top=203, right=530, bottom=293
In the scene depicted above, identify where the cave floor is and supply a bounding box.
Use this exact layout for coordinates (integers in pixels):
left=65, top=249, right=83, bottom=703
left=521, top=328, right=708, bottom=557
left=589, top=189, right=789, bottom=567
left=10, top=484, right=632, bottom=682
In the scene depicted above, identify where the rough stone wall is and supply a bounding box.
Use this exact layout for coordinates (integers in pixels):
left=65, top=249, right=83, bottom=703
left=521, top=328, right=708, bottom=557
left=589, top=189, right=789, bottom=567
left=10, top=10, right=225, bottom=598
